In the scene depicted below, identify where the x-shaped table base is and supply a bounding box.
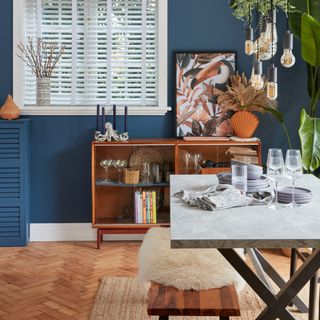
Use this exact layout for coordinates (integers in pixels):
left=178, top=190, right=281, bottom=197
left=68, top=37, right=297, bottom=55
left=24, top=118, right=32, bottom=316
left=218, top=248, right=320, bottom=320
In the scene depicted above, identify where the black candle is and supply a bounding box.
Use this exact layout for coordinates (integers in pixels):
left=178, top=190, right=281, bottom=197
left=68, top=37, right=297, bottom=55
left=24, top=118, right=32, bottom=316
left=113, top=105, right=117, bottom=130
left=96, top=104, right=100, bottom=131
left=101, top=107, right=105, bottom=135
left=124, top=106, right=128, bottom=132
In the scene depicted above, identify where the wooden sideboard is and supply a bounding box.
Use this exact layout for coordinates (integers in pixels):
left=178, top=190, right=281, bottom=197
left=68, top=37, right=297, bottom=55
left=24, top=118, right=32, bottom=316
left=91, top=138, right=261, bottom=248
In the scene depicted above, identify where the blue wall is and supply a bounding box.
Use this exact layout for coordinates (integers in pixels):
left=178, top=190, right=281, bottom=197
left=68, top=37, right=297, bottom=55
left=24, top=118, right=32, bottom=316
left=0, top=0, right=309, bottom=222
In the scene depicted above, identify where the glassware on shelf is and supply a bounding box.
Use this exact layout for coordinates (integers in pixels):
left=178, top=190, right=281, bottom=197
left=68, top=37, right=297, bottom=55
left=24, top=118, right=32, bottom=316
left=151, top=162, right=161, bottom=183
left=285, top=149, right=303, bottom=207
left=183, top=151, right=193, bottom=174
left=231, top=164, right=247, bottom=194
left=141, top=162, right=152, bottom=183
left=100, top=159, right=113, bottom=180
left=113, top=160, right=128, bottom=183
left=266, top=148, right=285, bottom=210
left=193, top=153, right=203, bottom=174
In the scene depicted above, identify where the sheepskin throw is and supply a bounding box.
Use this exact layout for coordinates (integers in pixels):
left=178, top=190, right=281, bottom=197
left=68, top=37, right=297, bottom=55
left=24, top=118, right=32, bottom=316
left=138, top=228, right=246, bottom=292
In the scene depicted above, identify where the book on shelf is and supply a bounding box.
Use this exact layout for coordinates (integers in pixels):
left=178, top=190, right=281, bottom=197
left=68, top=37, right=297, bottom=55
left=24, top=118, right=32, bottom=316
left=134, top=190, right=157, bottom=224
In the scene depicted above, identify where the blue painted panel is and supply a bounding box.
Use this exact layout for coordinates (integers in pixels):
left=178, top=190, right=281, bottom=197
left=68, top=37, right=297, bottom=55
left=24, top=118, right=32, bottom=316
left=0, top=119, right=30, bottom=246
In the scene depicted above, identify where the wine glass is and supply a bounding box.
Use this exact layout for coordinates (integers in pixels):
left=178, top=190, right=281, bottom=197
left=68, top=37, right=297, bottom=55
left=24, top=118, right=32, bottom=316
left=267, top=148, right=285, bottom=210
left=113, top=160, right=127, bottom=183
left=100, top=159, right=113, bottom=181
left=285, top=149, right=303, bottom=207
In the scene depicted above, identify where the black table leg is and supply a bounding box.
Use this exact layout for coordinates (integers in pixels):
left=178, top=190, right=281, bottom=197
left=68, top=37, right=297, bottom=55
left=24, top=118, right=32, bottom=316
left=219, top=248, right=320, bottom=320
left=253, top=248, right=308, bottom=313
left=289, top=248, right=298, bottom=307
left=218, top=248, right=295, bottom=320
left=309, top=269, right=318, bottom=320
left=256, top=249, right=320, bottom=320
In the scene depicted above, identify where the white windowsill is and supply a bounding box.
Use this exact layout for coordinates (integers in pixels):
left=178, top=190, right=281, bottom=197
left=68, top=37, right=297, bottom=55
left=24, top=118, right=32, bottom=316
left=20, top=105, right=172, bottom=116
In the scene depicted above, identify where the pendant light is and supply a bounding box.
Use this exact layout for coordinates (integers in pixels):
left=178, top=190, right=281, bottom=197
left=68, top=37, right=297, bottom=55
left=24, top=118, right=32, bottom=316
left=245, top=5, right=254, bottom=56
left=252, top=59, right=264, bottom=90
left=251, top=0, right=264, bottom=90
left=267, top=0, right=278, bottom=100
left=281, top=1, right=296, bottom=68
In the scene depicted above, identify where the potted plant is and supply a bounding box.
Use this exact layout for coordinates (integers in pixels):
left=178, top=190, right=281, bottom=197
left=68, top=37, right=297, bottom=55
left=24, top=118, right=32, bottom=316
left=216, top=72, right=281, bottom=138
left=288, top=1, right=320, bottom=173
left=17, top=37, right=65, bottom=106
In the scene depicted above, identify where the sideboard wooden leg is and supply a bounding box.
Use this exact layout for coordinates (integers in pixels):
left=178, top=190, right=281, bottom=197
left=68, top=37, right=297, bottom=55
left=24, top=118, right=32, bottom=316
left=97, top=229, right=101, bottom=250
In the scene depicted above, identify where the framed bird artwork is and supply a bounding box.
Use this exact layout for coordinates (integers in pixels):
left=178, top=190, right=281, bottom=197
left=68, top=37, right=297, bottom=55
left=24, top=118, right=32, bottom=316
left=176, top=51, right=237, bottom=138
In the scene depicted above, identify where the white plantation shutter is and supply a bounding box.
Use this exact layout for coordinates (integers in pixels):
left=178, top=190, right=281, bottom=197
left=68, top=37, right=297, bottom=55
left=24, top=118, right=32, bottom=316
left=24, top=0, right=158, bottom=106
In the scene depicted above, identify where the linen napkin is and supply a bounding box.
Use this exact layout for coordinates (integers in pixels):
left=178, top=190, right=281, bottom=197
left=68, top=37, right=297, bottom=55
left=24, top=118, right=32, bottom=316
left=173, top=184, right=253, bottom=211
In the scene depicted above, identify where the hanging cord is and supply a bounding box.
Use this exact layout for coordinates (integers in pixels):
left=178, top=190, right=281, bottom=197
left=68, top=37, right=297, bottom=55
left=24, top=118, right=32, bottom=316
left=256, top=0, right=260, bottom=60
left=286, top=0, right=289, bottom=30
left=271, top=0, right=274, bottom=65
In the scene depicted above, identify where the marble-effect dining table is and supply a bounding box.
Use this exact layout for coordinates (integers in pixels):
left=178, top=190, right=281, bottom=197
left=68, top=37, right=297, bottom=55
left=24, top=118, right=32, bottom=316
left=170, top=174, right=320, bottom=320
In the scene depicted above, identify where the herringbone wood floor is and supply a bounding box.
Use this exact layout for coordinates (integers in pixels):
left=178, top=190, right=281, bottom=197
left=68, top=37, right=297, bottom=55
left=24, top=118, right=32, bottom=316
left=0, top=242, right=293, bottom=320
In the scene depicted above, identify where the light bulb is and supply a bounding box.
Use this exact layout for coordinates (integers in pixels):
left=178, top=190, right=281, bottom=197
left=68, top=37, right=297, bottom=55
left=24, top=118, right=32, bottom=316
left=245, top=27, right=254, bottom=55
left=251, top=60, right=264, bottom=90
left=267, top=82, right=278, bottom=100
left=258, top=10, right=278, bottom=61
left=267, top=65, right=278, bottom=100
left=245, top=40, right=254, bottom=55
left=252, top=75, right=265, bottom=90
left=281, top=31, right=296, bottom=68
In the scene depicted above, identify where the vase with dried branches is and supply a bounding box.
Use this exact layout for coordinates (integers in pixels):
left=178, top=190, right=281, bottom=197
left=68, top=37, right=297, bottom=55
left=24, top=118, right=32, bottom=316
left=216, top=72, right=280, bottom=138
left=17, top=37, right=65, bottom=106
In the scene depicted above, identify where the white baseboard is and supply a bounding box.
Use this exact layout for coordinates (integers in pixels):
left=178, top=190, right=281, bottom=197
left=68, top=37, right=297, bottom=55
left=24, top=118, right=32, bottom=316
left=30, top=223, right=145, bottom=242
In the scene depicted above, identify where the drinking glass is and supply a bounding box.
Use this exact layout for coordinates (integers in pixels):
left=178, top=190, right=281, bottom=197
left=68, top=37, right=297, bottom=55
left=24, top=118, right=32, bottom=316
left=231, top=164, right=247, bottom=194
left=285, top=149, right=303, bottom=207
left=183, top=151, right=193, bottom=174
left=141, top=162, right=151, bottom=183
left=100, top=159, right=113, bottom=180
left=267, top=148, right=285, bottom=209
left=113, top=160, right=127, bottom=183
left=193, top=153, right=203, bottom=174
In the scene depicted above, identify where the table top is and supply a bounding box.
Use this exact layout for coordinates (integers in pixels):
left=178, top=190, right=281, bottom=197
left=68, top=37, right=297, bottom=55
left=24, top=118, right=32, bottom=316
left=170, top=174, right=320, bottom=249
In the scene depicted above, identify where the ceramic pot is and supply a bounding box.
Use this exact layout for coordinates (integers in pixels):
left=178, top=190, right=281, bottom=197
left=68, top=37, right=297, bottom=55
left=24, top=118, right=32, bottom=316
left=215, top=119, right=233, bottom=136
left=230, top=110, right=259, bottom=138
left=37, top=77, right=51, bottom=106
left=0, top=95, right=20, bottom=120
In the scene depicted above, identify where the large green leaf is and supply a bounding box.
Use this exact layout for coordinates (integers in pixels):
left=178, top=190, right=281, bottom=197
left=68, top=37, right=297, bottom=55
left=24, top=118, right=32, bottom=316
left=299, top=109, right=320, bottom=172
left=301, top=14, right=320, bottom=67
left=289, top=0, right=320, bottom=39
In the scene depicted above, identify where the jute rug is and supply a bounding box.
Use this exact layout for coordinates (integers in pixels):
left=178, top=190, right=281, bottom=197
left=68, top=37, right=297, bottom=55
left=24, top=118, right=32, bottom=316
left=89, top=277, right=310, bottom=320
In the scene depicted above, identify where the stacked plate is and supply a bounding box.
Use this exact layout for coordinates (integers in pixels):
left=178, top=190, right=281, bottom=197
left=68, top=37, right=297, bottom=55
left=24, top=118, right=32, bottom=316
left=218, top=173, right=269, bottom=193
left=277, top=187, right=312, bottom=204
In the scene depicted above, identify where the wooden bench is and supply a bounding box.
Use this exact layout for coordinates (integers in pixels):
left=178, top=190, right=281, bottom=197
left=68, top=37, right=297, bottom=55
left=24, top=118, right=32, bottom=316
left=147, top=282, right=240, bottom=320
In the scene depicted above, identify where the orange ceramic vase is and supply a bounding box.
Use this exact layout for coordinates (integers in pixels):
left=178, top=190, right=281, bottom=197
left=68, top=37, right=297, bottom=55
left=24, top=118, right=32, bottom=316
left=0, top=95, right=20, bottom=120
left=230, top=110, right=259, bottom=138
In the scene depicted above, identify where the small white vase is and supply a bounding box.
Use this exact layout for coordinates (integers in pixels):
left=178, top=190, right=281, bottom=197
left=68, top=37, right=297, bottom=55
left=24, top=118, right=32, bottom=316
left=36, top=77, right=51, bottom=106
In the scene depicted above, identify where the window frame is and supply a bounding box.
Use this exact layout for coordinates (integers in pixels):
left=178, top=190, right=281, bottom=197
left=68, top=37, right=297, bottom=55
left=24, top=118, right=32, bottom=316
left=13, top=0, right=170, bottom=116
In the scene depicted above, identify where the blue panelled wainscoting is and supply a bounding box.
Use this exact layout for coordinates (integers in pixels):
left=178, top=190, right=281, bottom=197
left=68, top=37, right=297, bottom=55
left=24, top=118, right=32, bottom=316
left=0, top=0, right=310, bottom=223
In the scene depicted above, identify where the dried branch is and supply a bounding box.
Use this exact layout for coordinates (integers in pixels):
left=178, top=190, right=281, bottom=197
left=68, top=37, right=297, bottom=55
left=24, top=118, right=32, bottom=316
left=17, top=37, right=65, bottom=78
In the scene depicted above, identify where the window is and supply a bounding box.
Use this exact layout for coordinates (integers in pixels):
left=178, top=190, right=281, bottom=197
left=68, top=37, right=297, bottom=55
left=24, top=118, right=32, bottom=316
left=13, top=0, right=169, bottom=115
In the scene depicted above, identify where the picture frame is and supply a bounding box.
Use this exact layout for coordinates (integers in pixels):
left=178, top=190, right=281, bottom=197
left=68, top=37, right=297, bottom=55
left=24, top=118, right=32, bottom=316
left=176, top=51, right=237, bottom=138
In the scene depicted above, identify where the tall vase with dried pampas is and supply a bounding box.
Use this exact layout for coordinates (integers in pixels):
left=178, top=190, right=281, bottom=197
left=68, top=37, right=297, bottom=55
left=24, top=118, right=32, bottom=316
left=17, top=37, right=65, bottom=106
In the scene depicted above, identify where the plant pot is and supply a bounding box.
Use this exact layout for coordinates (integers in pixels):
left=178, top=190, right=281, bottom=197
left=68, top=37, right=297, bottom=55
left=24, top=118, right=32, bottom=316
left=36, top=77, right=51, bottom=106
left=230, top=111, right=259, bottom=138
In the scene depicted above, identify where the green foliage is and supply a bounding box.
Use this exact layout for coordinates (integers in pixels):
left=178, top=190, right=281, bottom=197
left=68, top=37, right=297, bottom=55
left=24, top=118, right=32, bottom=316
left=301, top=13, right=320, bottom=67
left=289, top=0, right=320, bottom=38
left=230, top=0, right=291, bottom=23
left=299, top=109, right=320, bottom=172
